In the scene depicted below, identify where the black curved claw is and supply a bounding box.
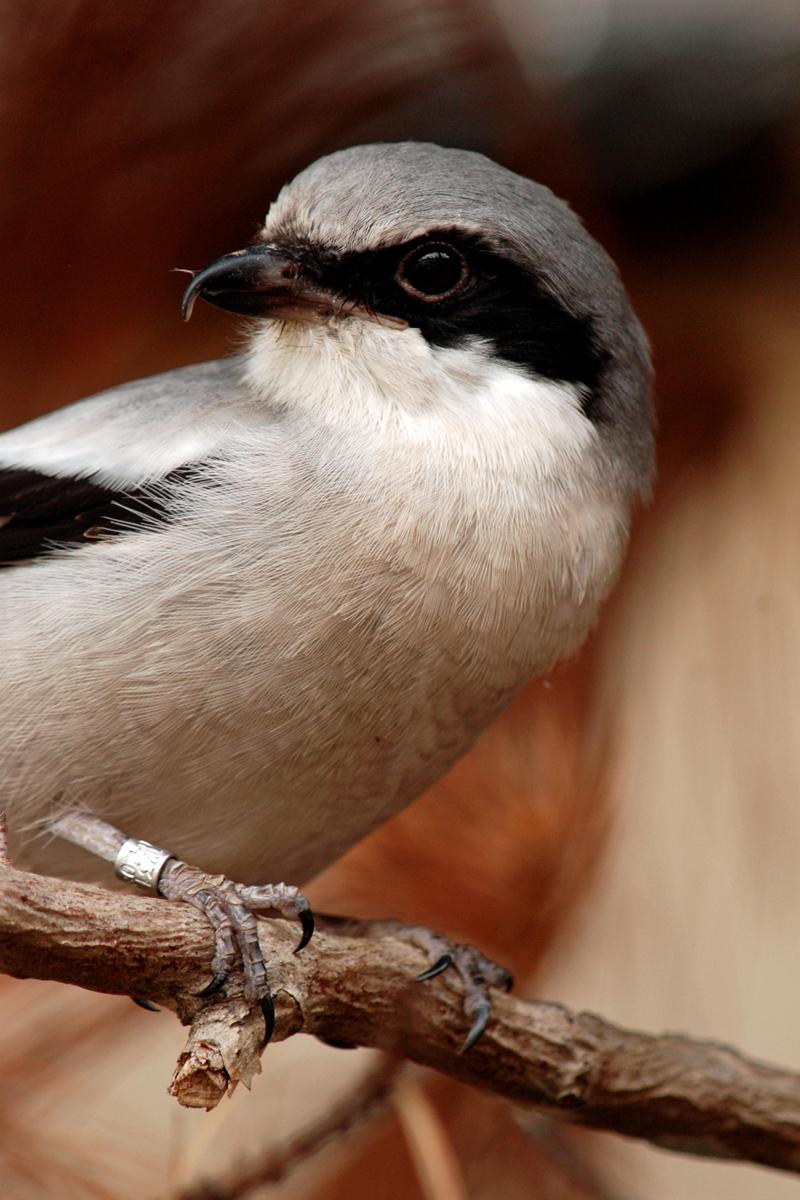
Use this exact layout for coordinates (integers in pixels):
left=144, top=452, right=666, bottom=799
left=461, top=998, right=491, bottom=1053
left=260, top=993, right=276, bottom=1045
left=195, top=970, right=228, bottom=999
left=501, top=969, right=514, bottom=993
left=295, top=906, right=315, bottom=953
left=416, top=953, right=453, bottom=982
left=131, top=997, right=160, bottom=1012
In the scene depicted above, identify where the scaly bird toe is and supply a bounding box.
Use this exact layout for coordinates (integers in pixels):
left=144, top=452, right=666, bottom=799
left=156, top=860, right=313, bottom=1040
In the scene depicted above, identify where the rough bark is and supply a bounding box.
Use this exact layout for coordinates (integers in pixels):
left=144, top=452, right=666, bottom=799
left=1, top=861, right=800, bottom=1176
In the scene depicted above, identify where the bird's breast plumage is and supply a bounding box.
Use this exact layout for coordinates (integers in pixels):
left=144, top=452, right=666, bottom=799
left=1, top=340, right=628, bottom=883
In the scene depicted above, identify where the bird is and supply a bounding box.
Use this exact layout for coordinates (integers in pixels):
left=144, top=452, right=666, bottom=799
left=0, top=141, right=653, bottom=1046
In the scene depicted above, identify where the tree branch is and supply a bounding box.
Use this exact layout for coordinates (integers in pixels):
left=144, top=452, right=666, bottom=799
left=1, top=861, right=800, bottom=1176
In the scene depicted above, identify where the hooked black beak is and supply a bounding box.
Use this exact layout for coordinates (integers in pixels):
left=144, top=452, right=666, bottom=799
left=181, top=244, right=343, bottom=323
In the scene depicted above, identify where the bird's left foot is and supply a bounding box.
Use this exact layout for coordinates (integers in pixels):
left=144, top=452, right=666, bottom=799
left=410, top=926, right=514, bottom=1050
left=319, top=915, right=512, bottom=1051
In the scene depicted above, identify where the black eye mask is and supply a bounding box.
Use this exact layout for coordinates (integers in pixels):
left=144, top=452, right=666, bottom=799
left=300, top=229, right=605, bottom=413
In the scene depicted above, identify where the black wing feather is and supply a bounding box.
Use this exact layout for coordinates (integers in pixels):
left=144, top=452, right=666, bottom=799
left=0, top=465, right=192, bottom=565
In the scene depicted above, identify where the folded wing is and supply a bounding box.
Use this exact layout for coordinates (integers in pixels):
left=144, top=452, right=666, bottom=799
left=0, top=356, right=256, bottom=566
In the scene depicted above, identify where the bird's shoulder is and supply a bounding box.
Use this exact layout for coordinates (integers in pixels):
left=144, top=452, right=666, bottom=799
left=0, top=356, right=254, bottom=566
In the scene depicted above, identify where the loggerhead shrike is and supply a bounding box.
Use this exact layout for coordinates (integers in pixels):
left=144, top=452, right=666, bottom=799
left=0, top=142, right=653, bottom=1045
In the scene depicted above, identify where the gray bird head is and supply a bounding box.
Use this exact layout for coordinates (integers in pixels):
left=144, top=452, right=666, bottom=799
left=183, top=142, right=654, bottom=496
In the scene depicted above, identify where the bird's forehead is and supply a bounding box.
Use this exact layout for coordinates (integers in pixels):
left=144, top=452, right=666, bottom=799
left=260, top=143, right=561, bottom=259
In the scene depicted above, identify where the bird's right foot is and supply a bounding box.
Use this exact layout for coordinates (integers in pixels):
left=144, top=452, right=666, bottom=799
left=156, top=859, right=313, bottom=1040
left=47, top=812, right=313, bottom=1042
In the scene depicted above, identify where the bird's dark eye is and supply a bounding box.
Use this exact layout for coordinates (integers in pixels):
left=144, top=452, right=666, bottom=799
left=396, top=243, right=468, bottom=301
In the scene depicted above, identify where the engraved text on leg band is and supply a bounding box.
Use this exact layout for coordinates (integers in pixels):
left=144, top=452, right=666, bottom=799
left=114, top=838, right=174, bottom=891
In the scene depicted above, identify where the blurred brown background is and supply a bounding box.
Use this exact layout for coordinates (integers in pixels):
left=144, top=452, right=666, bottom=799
left=2, top=1, right=800, bottom=1196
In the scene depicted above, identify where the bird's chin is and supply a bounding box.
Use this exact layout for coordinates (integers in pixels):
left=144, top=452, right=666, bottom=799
left=259, top=296, right=347, bottom=324
left=256, top=298, right=408, bottom=332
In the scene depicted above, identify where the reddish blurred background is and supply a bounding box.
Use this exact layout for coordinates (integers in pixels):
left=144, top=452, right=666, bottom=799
left=2, top=2, right=800, bottom=1197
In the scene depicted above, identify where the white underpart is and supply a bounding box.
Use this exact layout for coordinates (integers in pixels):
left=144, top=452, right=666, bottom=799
left=1, top=317, right=630, bottom=885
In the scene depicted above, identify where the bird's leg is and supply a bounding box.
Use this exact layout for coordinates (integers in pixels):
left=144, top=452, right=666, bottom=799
left=47, top=812, right=313, bottom=1040
left=316, top=914, right=513, bottom=1051
left=47, top=816, right=505, bottom=1048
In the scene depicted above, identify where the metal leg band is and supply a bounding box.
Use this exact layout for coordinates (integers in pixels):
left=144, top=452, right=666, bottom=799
left=114, top=838, right=174, bottom=891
